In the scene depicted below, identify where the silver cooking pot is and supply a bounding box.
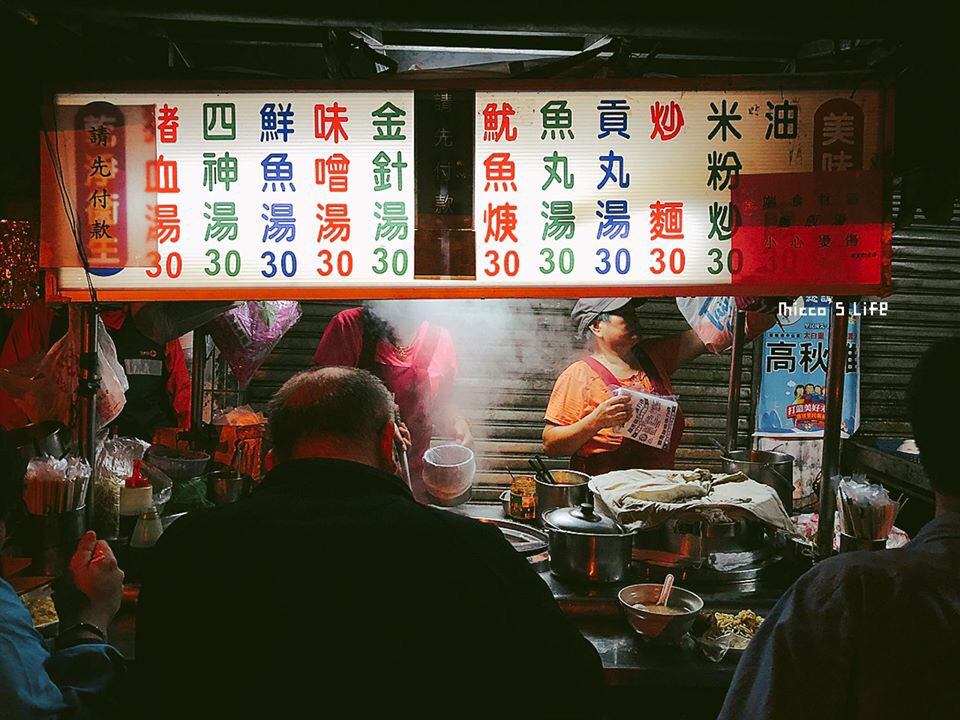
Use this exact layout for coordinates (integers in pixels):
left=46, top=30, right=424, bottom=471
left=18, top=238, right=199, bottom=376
left=535, top=469, right=590, bottom=524
left=544, top=502, right=635, bottom=583
left=721, top=449, right=795, bottom=514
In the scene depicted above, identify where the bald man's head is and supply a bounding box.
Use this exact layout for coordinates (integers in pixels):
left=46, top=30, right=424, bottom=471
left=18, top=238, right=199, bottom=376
left=267, top=367, right=397, bottom=463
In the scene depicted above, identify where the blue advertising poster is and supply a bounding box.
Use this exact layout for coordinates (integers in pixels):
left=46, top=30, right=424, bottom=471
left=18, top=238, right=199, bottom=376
left=755, top=296, right=860, bottom=438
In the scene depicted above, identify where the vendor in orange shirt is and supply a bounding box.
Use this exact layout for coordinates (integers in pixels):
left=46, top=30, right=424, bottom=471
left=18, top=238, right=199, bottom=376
left=544, top=297, right=776, bottom=476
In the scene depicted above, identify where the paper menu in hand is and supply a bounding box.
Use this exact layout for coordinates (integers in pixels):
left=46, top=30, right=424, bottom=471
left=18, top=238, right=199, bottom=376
left=611, top=387, right=678, bottom=450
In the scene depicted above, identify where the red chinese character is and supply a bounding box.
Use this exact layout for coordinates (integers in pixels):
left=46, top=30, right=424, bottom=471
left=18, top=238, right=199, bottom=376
left=649, top=201, right=684, bottom=240
left=147, top=204, right=180, bottom=243
left=316, top=203, right=350, bottom=242
left=314, top=103, right=349, bottom=143
left=483, top=202, right=519, bottom=243
left=157, top=104, right=179, bottom=143
left=315, top=153, right=350, bottom=192
left=483, top=152, right=516, bottom=192
left=482, top=102, right=517, bottom=142
left=649, top=101, right=684, bottom=141
left=146, top=155, right=179, bottom=193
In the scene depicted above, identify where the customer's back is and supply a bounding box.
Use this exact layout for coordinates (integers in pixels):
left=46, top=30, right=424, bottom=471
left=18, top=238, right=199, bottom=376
left=136, top=368, right=603, bottom=719
left=719, top=339, right=960, bottom=720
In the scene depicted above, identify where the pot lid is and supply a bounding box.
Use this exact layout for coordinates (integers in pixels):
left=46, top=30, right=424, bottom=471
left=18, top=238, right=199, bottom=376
left=544, top=502, right=626, bottom=534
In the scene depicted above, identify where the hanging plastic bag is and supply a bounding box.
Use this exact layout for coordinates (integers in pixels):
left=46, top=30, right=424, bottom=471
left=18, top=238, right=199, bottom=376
left=677, top=297, right=736, bottom=353
left=17, top=312, right=129, bottom=429
left=206, top=301, right=301, bottom=389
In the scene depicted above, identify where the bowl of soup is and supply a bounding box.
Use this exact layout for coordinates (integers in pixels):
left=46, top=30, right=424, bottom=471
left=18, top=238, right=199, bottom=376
left=618, top=583, right=704, bottom=644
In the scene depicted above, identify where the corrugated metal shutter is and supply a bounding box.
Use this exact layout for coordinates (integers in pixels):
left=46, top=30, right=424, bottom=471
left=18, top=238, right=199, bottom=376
left=856, top=193, right=960, bottom=439
left=247, top=298, right=759, bottom=496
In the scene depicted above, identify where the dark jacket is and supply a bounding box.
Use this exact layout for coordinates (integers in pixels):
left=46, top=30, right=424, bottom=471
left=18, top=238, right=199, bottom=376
left=137, top=458, right=603, bottom=719
left=718, top=511, right=960, bottom=720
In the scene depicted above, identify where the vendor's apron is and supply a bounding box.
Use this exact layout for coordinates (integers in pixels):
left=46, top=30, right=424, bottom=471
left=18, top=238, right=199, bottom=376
left=360, top=321, right=440, bottom=502
left=570, top=351, right=684, bottom=476
left=108, top=320, right=176, bottom=441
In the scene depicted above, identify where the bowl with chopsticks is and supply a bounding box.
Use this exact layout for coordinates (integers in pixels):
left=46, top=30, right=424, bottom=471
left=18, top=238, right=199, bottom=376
left=618, top=582, right=704, bottom=644
left=533, top=466, right=590, bottom=524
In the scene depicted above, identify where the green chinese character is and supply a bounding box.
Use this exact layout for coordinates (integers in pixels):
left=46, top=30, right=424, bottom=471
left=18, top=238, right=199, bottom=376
left=371, top=102, right=406, bottom=141
left=540, top=100, right=574, bottom=140
left=202, top=152, right=238, bottom=191
left=372, top=150, right=407, bottom=192
left=203, top=201, right=238, bottom=242
left=541, top=200, right=575, bottom=241
left=203, top=103, right=237, bottom=140
left=542, top=151, right=574, bottom=191
left=374, top=201, right=408, bottom=241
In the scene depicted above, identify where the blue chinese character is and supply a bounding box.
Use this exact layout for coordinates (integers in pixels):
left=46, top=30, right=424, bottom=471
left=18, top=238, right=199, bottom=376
left=260, top=203, right=296, bottom=242
left=260, top=102, right=295, bottom=142
left=261, top=153, right=296, bottom=192
left=598, top=151, right=630, bottom=190
left=597, top=99, right=630, bottom=140
left=596, top=200, right=631, bottom=240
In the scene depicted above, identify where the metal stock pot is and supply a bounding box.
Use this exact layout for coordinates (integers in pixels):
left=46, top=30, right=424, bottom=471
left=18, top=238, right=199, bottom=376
left=721, top=449, right=795, bottom=514
left=543, top=502, right=635, bottom=583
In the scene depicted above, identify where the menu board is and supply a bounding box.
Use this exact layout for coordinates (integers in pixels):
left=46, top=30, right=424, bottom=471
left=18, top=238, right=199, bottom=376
left=473, top=90, right=889, bottom=295
left=45, top=91, right=415, bottom=298
left=44, top=84, right=891, bottom=300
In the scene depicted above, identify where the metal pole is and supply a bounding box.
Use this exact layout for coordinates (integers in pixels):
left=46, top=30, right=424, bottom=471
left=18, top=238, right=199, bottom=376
left=725, top=309, right=747, bottom=452
left=190, top=327, right=207, bottom=435
left=78, top=304, right=100, bottom=528
left=815, top=298, right=851, bottom=560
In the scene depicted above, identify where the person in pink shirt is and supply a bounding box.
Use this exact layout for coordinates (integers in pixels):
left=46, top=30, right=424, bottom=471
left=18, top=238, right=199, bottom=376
left=313, top=304, right=472, bottom=502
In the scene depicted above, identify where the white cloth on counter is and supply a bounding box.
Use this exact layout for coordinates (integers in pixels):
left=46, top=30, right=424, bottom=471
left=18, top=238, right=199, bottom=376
left=590, top=468, right=796, bottom=536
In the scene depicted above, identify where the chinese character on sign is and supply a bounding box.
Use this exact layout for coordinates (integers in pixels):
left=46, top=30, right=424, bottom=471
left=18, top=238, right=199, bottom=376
left=596, top=200, right=631, bottom=240
left=260, top=102, right=295, bottom=142
left=540, top=100, right=574, bottom=140
left=542, top=151, right=574, bottom=190
left=87, top=124, right=110, bottom=147
left=597, top=151, right=630, bottom=190
left=261, top=153, right=295, bottom=192
left=819, top=234, right=832, bottom=247
left=483, top=152, right=517, bottom=192
left=434, top=128, right=454, bottom=148
left=372, top=151, right=407, bottom=192
left=202, top=152, right=238, bottom=192
left=482, top=102, right=517, bottom=142
left=845, top=233, right=859, bottom=247
left=434, top=193, right=454, bottom=214
left=434, top=161, right=451, bottom=182
left=147, top=204, right=180, bottom=243
left=315, top=153, right=349, bottom=192
left=433, top=92, right=453, bottom=113
left=203, top=103, right=237, bottom=140
left=597, top=99, right=630, bottom=140
left=822, top=112, right=855, bottom=146
left=708, top=202, right=740, bottom=242
left=315, top=203, right=351, bottom=242
left=146, top=155, right=180, bottom=193
left=314, top=103, right=349, bottom=143
left=261, top=203, right=297, bottom=243
left=707, top=100, right=742, bottom=142
left=90, top=220, right=111, bottom=239
left=649, top=201, right=684, bottom=240
left=374, top=201, right=409, bottom=242
left=799, top=342, right=828, bottom=373
left=89, top=189, right=109, bottom=209
left=541, top=200, right=575, bottom=241
left=765, top=342, right=797, bottom=372
left=821, top=151, right=853, bottom=172
left=765, top=100, right=798, bottom=140
left=707, top=150, right=742, bottom=191
left=483, top=202, right=518, bottom=243
left=157, top=104, right=179, bottom=144
left=90, top=155, right=112, bottom=178
left=372, top=102, right=407, bottom=141
left=649, top=101, right=684, bottom=141
left=203, top=202, right=239, bottom=242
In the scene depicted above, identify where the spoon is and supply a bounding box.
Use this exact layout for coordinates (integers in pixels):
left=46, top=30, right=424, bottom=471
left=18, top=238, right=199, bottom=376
left=656, top=573, right=676, bottom=607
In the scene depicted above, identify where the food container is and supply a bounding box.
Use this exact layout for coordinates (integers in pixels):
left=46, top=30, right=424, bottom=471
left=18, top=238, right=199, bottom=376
left=7, top=421, right=69, bottom=461
left=504, top=475, right=537, bottom=520
left=838, top=532, right=887, bottom=553
left=204, top=469, right=251, bottom=505
left=722, top=448, right=795, bottom=514
left=543, top=502, right=634, bottom=583
left=422, top=444, right=475, bottom=506
left=618, top=583, right=704, bottom=644
left=145, top=445, right=210, bottom=482
left=535, top=469, right=590, bottom=524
